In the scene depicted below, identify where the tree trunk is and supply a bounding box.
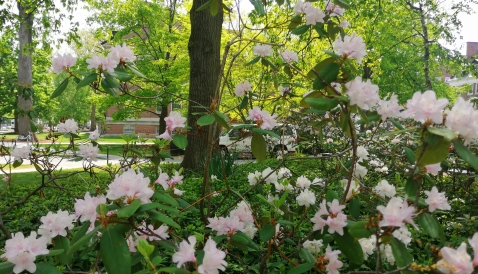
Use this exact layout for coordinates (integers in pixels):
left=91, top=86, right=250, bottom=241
left=181, top=2, right=223, bottom=170
left=90, top=104, right=97, bottom=131
left=17, top=2, right=34, bottom=137
left=159, top=104, right=168, bottom=134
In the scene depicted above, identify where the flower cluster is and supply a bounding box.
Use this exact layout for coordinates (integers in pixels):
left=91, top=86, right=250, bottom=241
left=57, top=119, right=79, bottom=134
left=155, top=169, right=185, bottom=195
left=74, top=192, right=107, bottom=224
left=0, top=232, right=49, bottom=274
left=437, top=233, right=478, bottom=274
left=208, top=201, right=257, bottom=238
left=172, top=236, right=227, bottom=273
left=234, top=80, right=252, bottom=97
left=38, top=210, right=76, bottom=241
left=79, top=143, right=99, bottom=162
left=294, top=0, right=325, bottom=25
left=311, top=199, right=348, bottom=235
left=445, top=97, right=478, bottom=144
left=247, top=106, right=278, bottom=130
left=253, top=44, right=272, bottom=57
left=401, top=90, right=449, bottom=124
left=51, top=53, right=77, bottom=74
left=86, top=43, right=136, bottom=73
left=345, top=76, right=381, bottom=110
left=11, top=146, right=30, bottom=162
left=158, top=111, right=187, bottom=141
left=88, top=129, right=101, bottom=141
left=106, top=168, right=154, bottom=203
left=377, top=196, right=416, bottom=228
left=280, top=50, right=299, bottom=63
left=424, top=186, right=451, bottom=212
left=333, top=34, right=367, bottom=63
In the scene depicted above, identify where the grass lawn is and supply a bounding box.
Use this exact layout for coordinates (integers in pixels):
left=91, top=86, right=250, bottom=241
left=0, top=132, right=157, bottom=144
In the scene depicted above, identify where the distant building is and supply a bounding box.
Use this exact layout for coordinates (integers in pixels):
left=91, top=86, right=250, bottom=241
left=446, top=42, right=478, bottom=99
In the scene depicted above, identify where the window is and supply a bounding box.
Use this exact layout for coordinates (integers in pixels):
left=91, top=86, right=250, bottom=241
left=123, top=124, right=135, bottom=135
left=172, top=103, right=182, bottom=110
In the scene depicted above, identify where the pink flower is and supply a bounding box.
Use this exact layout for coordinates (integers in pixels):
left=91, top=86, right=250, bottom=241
left=374, top=179, right=396, bottom=198
left=106, top=168, right=154, bottom=204
left=108, top=43, right=137, bottom=63
left=325, top=2, right=345, bottom=16
left=437, top=243, right=474, bottom=274
left=280, top=50, right=299, bottom=63
left=172, top=236, right=197, bottom=268
left=101, top=56, right=120, bottom=73
left=345, top=77, right=380, bottom=110
left=339, top=19, right=349, bottom=28
left=294, top=0, right=311, bottom=15
left=468, top=233, right=478, bottom=266
left=38, top=210, right=76, bottom=240
left=377, top=197, right=417, bottom=229
left=207, top=216, right=244, bottom=236
left=79, top=143, right=99, bottom=162
left=445, top=97, right=478, bottom=144
left=304, top=6, right=325, bottom=25
left=401, top=90, right=448, bottom=124
left=155, top=171, right=170, bottom=190
left=141, top=224, right=169, bottom=241
left=253, top=44, right=272, bottom=57
left=9, top=252, right=37, bottom=274
left=325, top=245, right=343, bottom=274
left=51, top=53, right=77, bottom=74
left=198, top=238, right=228, bottom=274
left=88, top=129, right=101, bottom=141
left=86, top=55, right=104, bottom=70
left=333, top=34, right=367, bottom=63
left=158, top=130, right=172, bottom=141
left=165, top=111, right=187, bottom=131
left=234, top=81, right=252, bottom=96
left=424, top=186, right=451, bottom=212
left=57, top=119, right=78, bottom=134
left=311, top=199, right=347, bottom=235
left=425, top=163, right=442, bottom=175
left=74, top=192, right=107, bottom=224
left=377, top=94, right=404, bottom=120
left=229, top=201, right=255, bottom=225
left=247, top=106, right=278, bottom=130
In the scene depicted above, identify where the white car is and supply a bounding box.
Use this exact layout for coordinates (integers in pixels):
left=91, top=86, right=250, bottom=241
left=219, top=124, right=297, bottom=156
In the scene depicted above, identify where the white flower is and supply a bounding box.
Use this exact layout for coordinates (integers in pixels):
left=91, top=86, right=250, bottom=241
left=253, top=44, right=272, bottom=57
left=392, top=227, right=412, bottom=246
left=234, top=80, right=252, bottom=97
left=356, top=146, right=369, bottom=160
left=11, top=146, right=30, bottom=161
left=333, top=33, right=367, bottom=63
left=57, top=119, right=78, bottom=134
left=296, top=189, right=316, bottom=207
left=424, top=186, right=451, bottom=212
left=262, top=167, right=278, bottom=184
left=401, top=90, right=448, bottom=124
left=345, top=77, right=380, bottom=111
left=304, top=6, right=325, bottom=25
left=296, top=176, right=312, bottom=189
left=303, top=239, right=323, bottom=254
left=374, top=180, right=396, bottom=198
left=248, top=171, right=262, bottom=186
left=280, top=50, right=298, bottom=63
left=79, top=143, right=99, bottom=162
left=51, top=53, right=77, bottom=74
left=88, top=129, right=101, bottom=141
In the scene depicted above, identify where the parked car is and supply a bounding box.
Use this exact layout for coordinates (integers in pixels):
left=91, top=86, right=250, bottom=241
left=219, top=124, right=297, bottom=157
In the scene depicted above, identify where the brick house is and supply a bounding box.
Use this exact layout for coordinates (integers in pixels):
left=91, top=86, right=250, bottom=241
left=104, top=106, right=160, bottom=136
left=446, top=42, right=478, bottom=99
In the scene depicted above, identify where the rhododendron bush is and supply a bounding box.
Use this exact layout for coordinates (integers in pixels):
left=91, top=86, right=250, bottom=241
left=2, top=1, right=478, bottom=274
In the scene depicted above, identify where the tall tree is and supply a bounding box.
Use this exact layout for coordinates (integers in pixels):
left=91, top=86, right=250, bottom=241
left=180, top=0, right=223, bottom=170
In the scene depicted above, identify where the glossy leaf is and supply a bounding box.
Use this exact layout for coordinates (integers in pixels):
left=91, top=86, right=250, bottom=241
left=147, top=210, right=180, bottom=229
left=34, top=263, right=62, bottom=274
left=348, top=221, right=373, bottom=239
left=415, top=136, right=449, bottom=166
left=153, top=192, right=178, bottom=206
left=404, top=147, right=416, bottom=165
left=452, top=140, right=478, bottom=172
left=427, top=127, right=456, bottom=141
left=389, top=118, right=404, bottom=130
left=76, top=73, right=98, bottom=90
left=209, top=0, right=219, bottom=16
left=334, top=228, right=364, bottom=265
left=0, top=261, right=14, bottom=273
left=101, top=78, right=119, bottom=97
left=348, top=198, right=360, bottom=220
left=66, top=226, right=100, bottom=257
left=252, top=128, right=280, bottom=139
left=312, top=63, right=340, bottom=90
left=259, top=223, right=275, bottom=242
left=291, top=25, right=310, bottom=35
left=54, top=236, right=72, bottom=264
left=197, top=114, right=215, bottom=126
left=251, top=133, right=267, bottom=161
left=117, top=199, right=142, bottom=218
left=417, top=213, right=444, bottom=241
left=304, top=97, right=339, bottom=111
left=307, top=57, right=336, bottom=80
left=51, top=78, right=69, bottom=99
left=404, top=177, right=418, bottom=198
left=156, top=267, right=190, bottom=274
left=172, top=134, right=187, bottom=150
left=288, top=15, right=303, bottom=30
left=196, top=0, right=211, bottom=11
left=100, top=227, right=131, bottom=274
left=250, top=0, right=265, bottom=15
left=214, top=110, right=230, bottom=130
left=113, top=71, right=134, bottom=82
left=104, top=72, right=121, bottom=88
left=245, top=56, right=261, bottom=66
left=287, top=263, right=314, bottom=274
left=390, top=238, right=413, bottom=273
left=299, top=248, right=316, bottom=264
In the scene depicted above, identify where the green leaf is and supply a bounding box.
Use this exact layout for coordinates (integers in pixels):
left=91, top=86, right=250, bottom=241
left=197, top=114, right=216, bottom=126
left=334, top=228, right=364, bottom=265
left=326, top=190, right=339, bottom=203
left=101, top=78, right=120, bottom=97
left=417, top=213, right=444, bottom=241
left=45, top=249, right=64, bottom=256
left=76, top=73, right=98, bottom=90
left=259, top=223, right=275, bottom=242
left=427, top=127, right=457, bottom=141
left=172, top=134, right=188, bottom=150
left=104, top=72, right=121, bottom=88
left=252, top=128, right=280, bottom=139
left=251, top=133, right=267, bottom=161
left=299, top=248, right=316, bottom=264
left=261, top=58, right=278, bottom=71
left=153, top=192, right=178, bottom=206
left=214, top=110, right=230, bottom=130
left=416, top=136, right=449, bottom=166
left=312, top=63, right=340, bottom=90
left=323, top=50, right=341, bottom=58
left=239, top=96, right=248, bottom=110
left=196, top=0, right=211, bottom=11
left=404, top=147, right=416, bottom=165
left=51, top=78, right=69, bottom=99
left=390, top=238, right=413, bottom=274
left=147, top=210, right=180, bottom=229
left=156, top=267, right=190, bottom=274
left=307, top=58, right=336, bottom=80
left=34, top=263, right=62, bottom=274
left=348, top=198, right=360, bottom=220
left=54, top=236, right=72, bottom=264
left=250, top=0, right=265, bottom=15
left=66, top=226, right=100, bottom=257
left=389, top=118, right=404, bottom=130
left=137, top=238, right=155, bottom=258
left=117, top=199, right=142, bottom=218
left=291, top=25, right=310, bottom=36
left=348, top=221, right=373, bottom=239
left=304, top=97, right=339, bottom=111
left=245, top=56, right=261, bottom=66
left=288, top=15, right=303, bottom=30
left=113, top=71, right=134, bottom=82
left=404, top=177, right=418, bottom=198
left=0, top=261, right=14, bottom=273
left=30, top=121, right=37, bottom=133
left=333, top=0, right=350, bottom=9
left=12, top=160, right=22, bottom=168
left=209, top=0, right=219, bottom=16
left=287, top=263, right=315, bottom=274
left=452, top=140, right=478, bottom=172
left=101, top=227, right=131, bottom=274
left=128, top=64, right=147, bottom=78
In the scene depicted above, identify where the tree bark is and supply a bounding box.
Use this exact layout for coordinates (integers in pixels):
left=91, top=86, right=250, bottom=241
left=17, top=2, right=34, bottom=137
left=159, top=104, right=168, bottom=134
left=181, top=2, right=223, bottom=170
left=90, top=104, right=97, bottom=131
